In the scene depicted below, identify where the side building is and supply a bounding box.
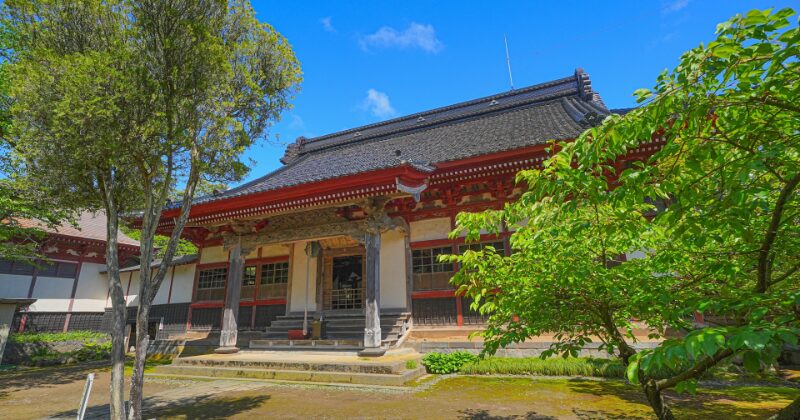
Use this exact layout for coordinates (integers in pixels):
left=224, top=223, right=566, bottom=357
left=0, top=212, right=139, bottom=332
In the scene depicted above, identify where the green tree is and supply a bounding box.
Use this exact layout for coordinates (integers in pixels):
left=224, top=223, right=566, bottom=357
left=451, top=8, right=799, bottom=420
left=124, top=2, right=299, bottom=417
left=3, top=1, right=300, bottom=418
left=119, top=225, right=197, bottom=259
left=3, top=2, right=145, bottom=416
left=0, top=18, right=72, bottom=262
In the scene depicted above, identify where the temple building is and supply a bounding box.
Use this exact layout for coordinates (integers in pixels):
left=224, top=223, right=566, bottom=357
left=1, top=69, right=660, bottom=355
left=138, top=68, right=661, bottom=355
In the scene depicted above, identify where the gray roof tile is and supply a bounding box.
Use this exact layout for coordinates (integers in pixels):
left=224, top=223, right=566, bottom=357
left=188, top=69, right=609, bottom=206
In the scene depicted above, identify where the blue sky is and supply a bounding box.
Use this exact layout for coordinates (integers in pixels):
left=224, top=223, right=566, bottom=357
left=240, top=0, right=795, bottom=185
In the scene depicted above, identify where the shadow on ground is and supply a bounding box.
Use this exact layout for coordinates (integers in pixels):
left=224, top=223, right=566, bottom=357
left=0, top=362, right=106, bottom=399
left=53, top=394, right=270, bottom=419
left=458, top=408, right=556, bottom=419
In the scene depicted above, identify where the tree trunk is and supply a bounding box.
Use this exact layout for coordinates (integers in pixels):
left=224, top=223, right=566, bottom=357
left=770, top=395, right=800, bottom=420
left=127, top=302, right=151, bottom=420
left=105, top=205, right=127, bottom=420
left=127, top=150, right=200, bottom=419
left=643, top=380, right=675, bottom=420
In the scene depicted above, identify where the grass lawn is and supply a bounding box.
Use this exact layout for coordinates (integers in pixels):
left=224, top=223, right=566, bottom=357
left=1, top=361, right=798, bottom=419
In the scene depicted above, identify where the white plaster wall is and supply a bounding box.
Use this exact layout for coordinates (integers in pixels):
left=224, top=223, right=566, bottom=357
left=261, top=244, right=290, bottom=258
left=125, top=270, right=142, bottom=307
left=151, top=267, right=171, bottom=305
left=0, top=274, right=32, bottom=299
left=103, top=264, right=197, bottom=309
left=288, top=241, right=317, bottom=313
left=245, top=247, right=259, bottom=259
left=200, top=246, right=227, bottom=264
left=169, top=265, right=196, bottom=304
left=410, top=217, right=452, bottom=242
left=380, top=229, right=407, bottom=309
left=30, top=276, right=73, bottom=312
left=70, top=262, right=109, bottom=312
left=103, top=272, right=133, bottom=308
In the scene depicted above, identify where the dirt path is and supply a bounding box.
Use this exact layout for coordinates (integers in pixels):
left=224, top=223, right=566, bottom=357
left=1, top=364, right=798, bottom=419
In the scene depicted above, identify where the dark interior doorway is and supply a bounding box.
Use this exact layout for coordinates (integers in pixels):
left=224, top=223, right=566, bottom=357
left=330, top=255, right=363, bottom=310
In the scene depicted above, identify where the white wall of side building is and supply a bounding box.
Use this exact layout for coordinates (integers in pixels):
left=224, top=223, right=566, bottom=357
left=102, top=263, right=197, bottom=309
left=28, top=275, right=73, bottom=312
left=68, top=262, right=109, bottom=312
left=1, top=261, right=111, bottom=313
left=380, top=229, right=407, bottom=309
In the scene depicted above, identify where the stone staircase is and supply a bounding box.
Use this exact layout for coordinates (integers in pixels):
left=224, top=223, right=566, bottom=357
left=250, top=311, right=411, bottom=350
left=149, top=348, right=425, bottom=387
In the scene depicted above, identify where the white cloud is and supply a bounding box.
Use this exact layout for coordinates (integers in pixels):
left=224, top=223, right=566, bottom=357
left=359, top=23, right=444, bottom=53
left=362, top=89, right=396, bottom=119
left=661, top=0, right=689, bottom=14
left=288, top=114, right=305, bottom=130
left=320, top=17, right=336, bottom=33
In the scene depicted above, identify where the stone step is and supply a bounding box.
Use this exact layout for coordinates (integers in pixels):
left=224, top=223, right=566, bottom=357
left=325, top=324, right=404, bottom=334
left=171, top=353, right=417, bottom=374
left=151, top=364, right=425, bottom=387
left=325, top=332, right=398, bottom=340
left=325, top=320, right=405, bottom=329
left=249, top=339, right=363, bottom=351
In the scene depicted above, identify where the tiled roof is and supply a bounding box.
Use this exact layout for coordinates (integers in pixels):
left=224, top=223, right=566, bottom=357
left=191, top=68, right=610, bottom=206
left=19, top=211, right=140, bottom=246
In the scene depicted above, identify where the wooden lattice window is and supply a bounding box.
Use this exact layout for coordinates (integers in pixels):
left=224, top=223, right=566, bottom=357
left=195, top=267, right=227, bottom=301
left=240, top=266, right=257, bottom=300
left=258, top=262, right=289, bottom=300
left=412, top=246, right=455, bottom=291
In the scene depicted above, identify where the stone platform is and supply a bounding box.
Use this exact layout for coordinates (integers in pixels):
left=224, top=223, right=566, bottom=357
left=149, top=348, right=425, bottom=387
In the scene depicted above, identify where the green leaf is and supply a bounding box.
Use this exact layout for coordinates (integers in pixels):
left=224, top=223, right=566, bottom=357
left=626, top=360, right=640, bottom=385
left=742, top=351, right=761, bottom=372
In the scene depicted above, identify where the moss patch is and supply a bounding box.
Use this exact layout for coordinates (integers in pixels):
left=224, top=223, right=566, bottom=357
left=123, top=357, right=173, bottom=375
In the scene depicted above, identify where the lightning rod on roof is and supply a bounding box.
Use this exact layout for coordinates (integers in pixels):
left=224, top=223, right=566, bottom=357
left=504, top=34, right=514, bottom=91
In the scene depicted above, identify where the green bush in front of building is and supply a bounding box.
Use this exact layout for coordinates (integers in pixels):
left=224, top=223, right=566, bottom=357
left=422, top=351, right=478, bottom=374
left=6, top=330, right=111, bottom=366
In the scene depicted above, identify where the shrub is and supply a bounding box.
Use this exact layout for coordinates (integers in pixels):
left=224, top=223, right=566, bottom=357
left=75, top=340, right=112, bottom=361
left=7, top=330, right=111, bottom=366
left=459, top=357, right=626, bottom=377
left=10, top=330, right=108, bottom=344
left=458, top=356, right=697, bottom=380
left=405, top=359, right=418, bottom=370
left=422, top=351, right=478, bottom=374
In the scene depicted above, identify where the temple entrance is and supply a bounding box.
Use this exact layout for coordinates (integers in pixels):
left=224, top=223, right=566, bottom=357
left=322, top=249, right=365, bottom=311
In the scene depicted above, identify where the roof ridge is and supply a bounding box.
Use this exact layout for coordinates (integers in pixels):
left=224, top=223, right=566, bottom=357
left=302, top=91, right=585, bottom=158
left=297, top=80, right=594, bottom=158
left=301, top=73, right=579, bottom=145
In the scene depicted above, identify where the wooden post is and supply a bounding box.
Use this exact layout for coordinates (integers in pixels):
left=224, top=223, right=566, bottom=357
left=361, top=230, right=383, bottom=355
left=216, top=236, right=245, bottom=353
